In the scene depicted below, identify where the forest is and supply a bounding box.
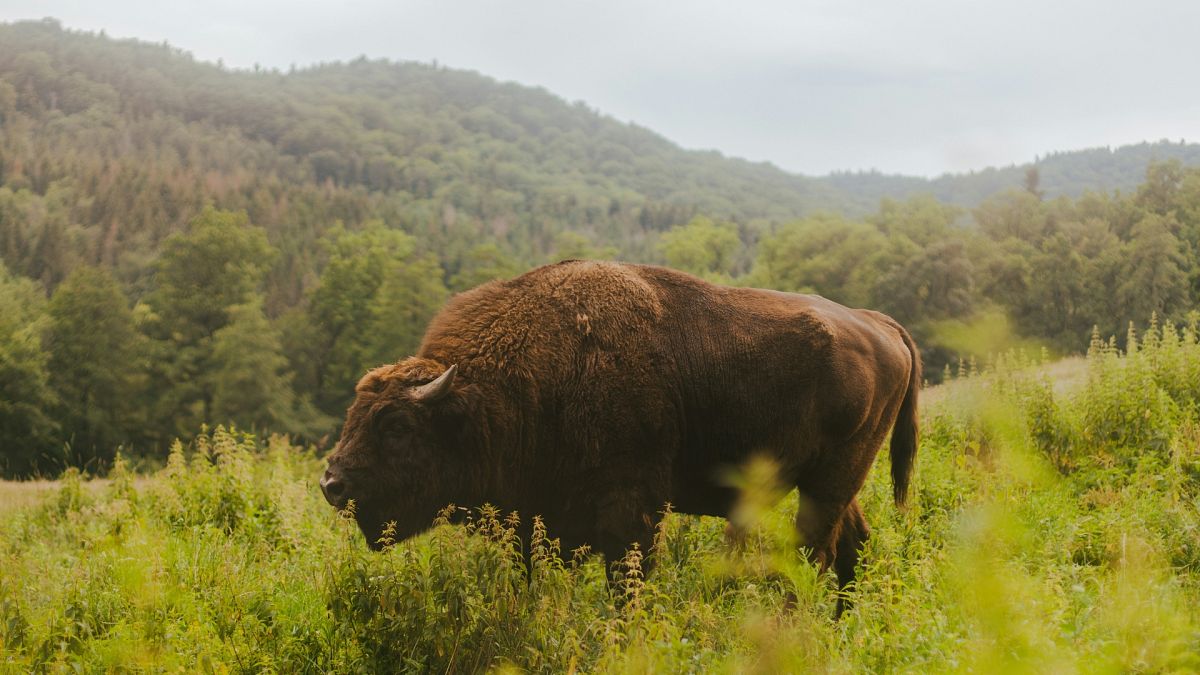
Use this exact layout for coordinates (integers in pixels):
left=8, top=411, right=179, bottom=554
left=4, top=19, right=1200, bottom=476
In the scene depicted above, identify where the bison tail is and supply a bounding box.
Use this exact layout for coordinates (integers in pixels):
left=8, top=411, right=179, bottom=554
left=890, top=325, right=921, bottom=507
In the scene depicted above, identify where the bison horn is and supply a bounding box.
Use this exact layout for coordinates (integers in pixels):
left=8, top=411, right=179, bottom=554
left=411, top=364, right=457, bottom=402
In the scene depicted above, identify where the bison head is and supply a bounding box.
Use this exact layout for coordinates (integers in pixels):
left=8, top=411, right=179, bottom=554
left=321, top=358, right=470, bottom=549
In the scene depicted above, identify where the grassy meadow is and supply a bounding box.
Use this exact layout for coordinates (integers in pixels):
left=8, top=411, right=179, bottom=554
left=2, top=323, right=1200, bottom=672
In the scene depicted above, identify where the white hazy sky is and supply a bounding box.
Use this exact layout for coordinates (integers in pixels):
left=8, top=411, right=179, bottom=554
left=2, top=0, right=1198, bottom=177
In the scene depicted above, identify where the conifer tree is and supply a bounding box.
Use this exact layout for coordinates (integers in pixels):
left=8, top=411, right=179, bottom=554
left=44, top=266, right=143, bottom=467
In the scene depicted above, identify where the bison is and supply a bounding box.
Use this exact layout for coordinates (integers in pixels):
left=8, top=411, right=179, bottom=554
left=321, top=259, right=919, bottom=596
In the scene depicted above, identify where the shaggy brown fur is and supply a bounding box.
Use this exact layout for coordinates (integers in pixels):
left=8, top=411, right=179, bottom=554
left=321, top=260, right=920, bottom=594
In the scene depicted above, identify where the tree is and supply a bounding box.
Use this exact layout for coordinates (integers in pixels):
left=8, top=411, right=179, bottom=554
left=148, top=207, right=276, bottom=344
left=369, top=253, right=450, bottom=365
left=871, top=239, right=975, bottom=326
left=209, top=299, right=331, bottom=436
left=1136, top=160, right=1184, bottom=216
left=0, top=265, right=57, bottom=476
left=657, top=216, right=741, bottom=281
left=547, top=231, right=617, bottom=262
left=1023, top=233, right=1088, bottom=342
left=752, top=215, right=886, bottom=307
left=301, top=222, right=450, bottom=416
left=976, top=235, right=1036, bottom=309
left=1023, top=166, right=1045, bottom=200
left=872, top=195, right=962, bottom=247
left=449, top=243, right=522, bottom=292
left=144, top=208, right=277, bottom=435
left=43, top=266, right=144, bottom=468
left=1070, top=219, right=1126, bottom=341
left=974, top=190, right=1050, bottom=242
left=1119, top=213, right=1189, bottom=323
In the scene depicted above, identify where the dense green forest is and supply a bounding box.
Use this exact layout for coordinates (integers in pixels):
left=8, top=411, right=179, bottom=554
left=3, top=18, right=1200, bottom=476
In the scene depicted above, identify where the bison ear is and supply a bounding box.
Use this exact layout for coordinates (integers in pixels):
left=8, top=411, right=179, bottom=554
left=410, top=364, right=457, bottom=403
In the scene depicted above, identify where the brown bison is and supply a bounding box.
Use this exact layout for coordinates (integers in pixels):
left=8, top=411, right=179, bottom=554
left=321, top=260, right=919, bottom=594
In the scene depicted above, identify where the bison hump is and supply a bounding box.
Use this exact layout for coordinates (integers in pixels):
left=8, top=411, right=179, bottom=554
left=419, top=261, right=665, bottom=375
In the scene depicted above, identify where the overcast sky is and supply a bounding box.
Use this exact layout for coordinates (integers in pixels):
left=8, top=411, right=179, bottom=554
left=2, top=0, right=1198, bottom=177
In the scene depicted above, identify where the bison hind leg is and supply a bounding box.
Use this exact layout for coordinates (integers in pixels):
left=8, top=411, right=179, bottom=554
left=832, top=498, right=870, bottom=616
left=794, top=490, right=872, bottom=617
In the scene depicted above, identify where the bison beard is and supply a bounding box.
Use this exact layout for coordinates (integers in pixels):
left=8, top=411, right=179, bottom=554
left=322, top=260, right=920, bottom=606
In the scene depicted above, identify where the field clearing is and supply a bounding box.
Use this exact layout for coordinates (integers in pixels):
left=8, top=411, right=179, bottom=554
left=920, top=354, right=1086, bottom=408
left=2, top=344, right=1199, bottom=672
left=0, top=479, right=66, bottom=512
left=0, top=477, right=153, bottom=514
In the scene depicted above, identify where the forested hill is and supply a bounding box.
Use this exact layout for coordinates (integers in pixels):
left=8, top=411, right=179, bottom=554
left=3, top=18, right=1199, bottom=295
left=825, top=142, right=1200, bottom=209
left=0, top=17, right=842, bottom=294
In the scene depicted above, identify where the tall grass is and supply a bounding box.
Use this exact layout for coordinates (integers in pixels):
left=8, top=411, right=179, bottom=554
left=2, top=322, right=1200, bottom=672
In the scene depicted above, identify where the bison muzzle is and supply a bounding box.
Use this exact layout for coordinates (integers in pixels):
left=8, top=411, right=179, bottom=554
left=321, top=260, right=920, bottom=594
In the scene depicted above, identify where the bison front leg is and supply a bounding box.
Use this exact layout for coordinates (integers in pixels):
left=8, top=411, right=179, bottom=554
left=592, top=486, right=667, bottom=586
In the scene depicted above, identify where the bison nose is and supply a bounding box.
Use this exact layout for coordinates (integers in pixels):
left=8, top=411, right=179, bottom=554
left=320, top=468, right=348, bottom=507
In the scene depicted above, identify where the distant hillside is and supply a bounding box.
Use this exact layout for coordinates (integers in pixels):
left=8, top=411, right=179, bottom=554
left=821, top=141, right=1200, bottom=209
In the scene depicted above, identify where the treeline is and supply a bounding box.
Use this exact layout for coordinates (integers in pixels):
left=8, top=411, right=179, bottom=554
left=826, top=141, right=1200, bottom=210
left=1, top=205, right=480, bottom=474
left=7, top=161, right=1200, bottom=476
left=670, top=161, right=1200, bottom=366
